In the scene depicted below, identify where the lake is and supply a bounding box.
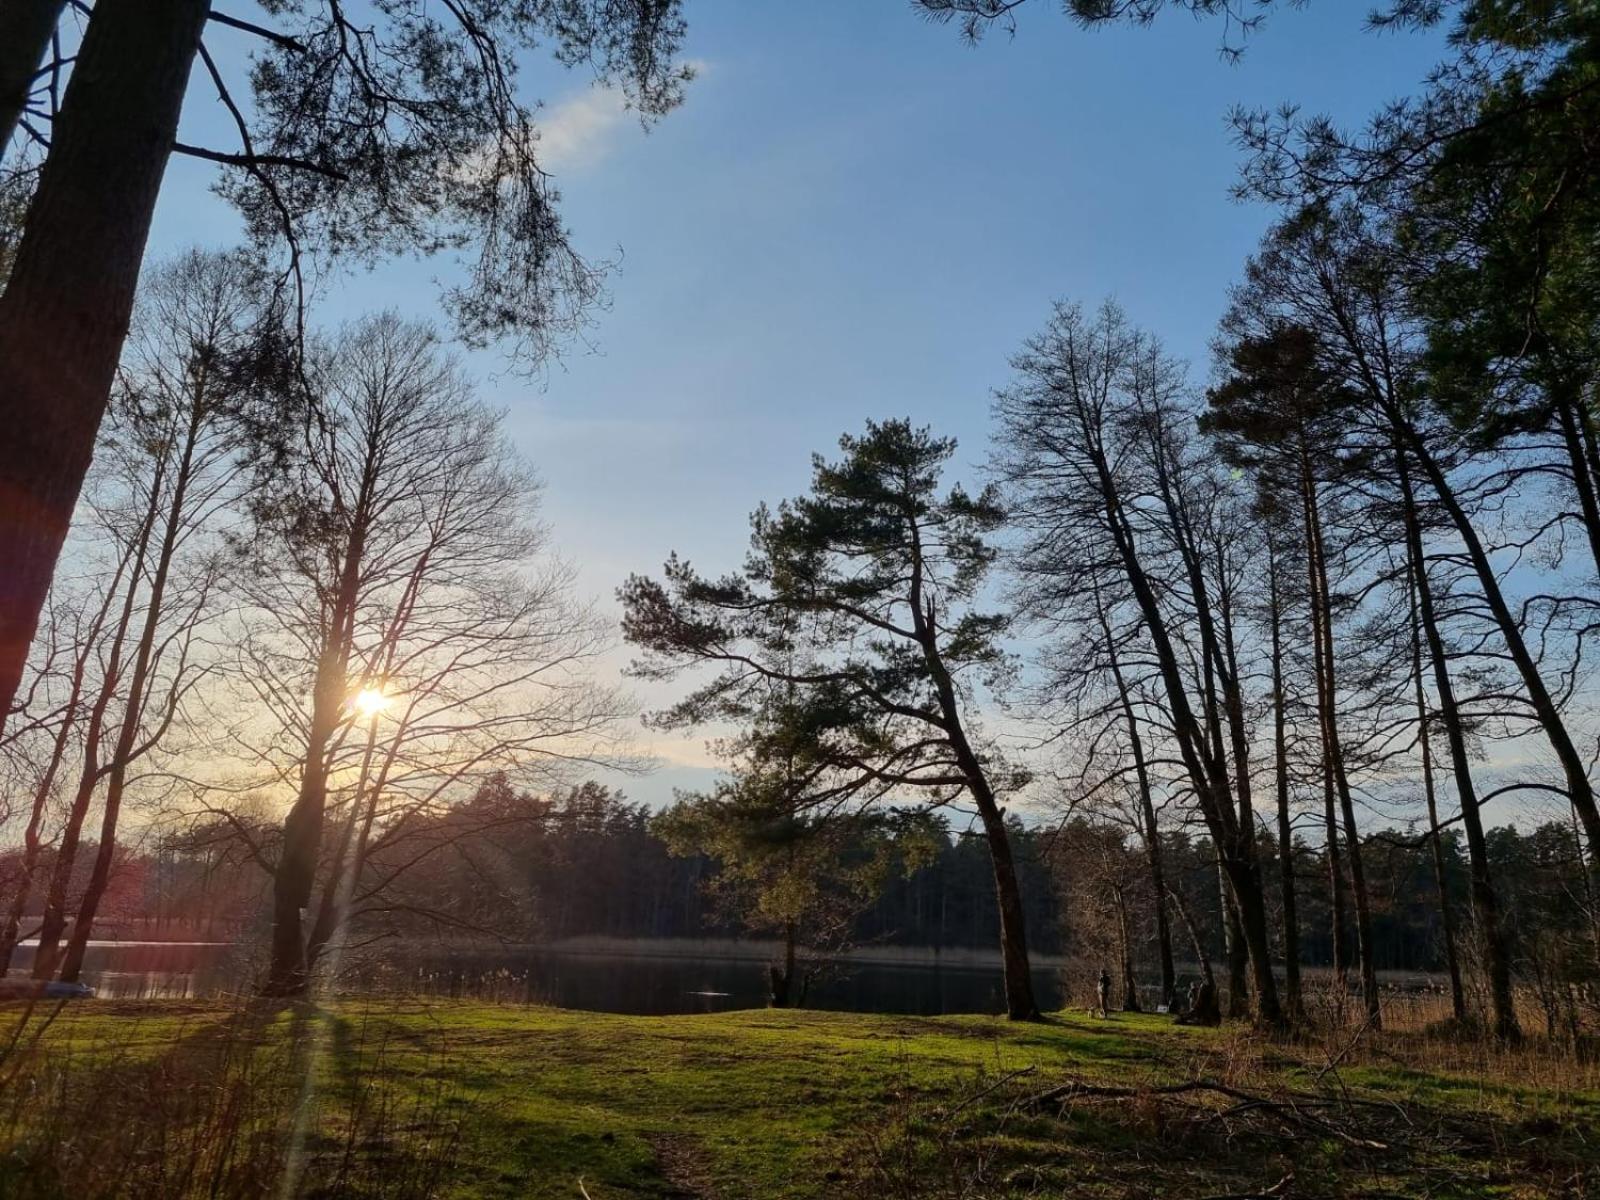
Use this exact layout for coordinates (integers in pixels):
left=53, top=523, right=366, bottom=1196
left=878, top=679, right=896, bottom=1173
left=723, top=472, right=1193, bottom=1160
left=6, top=939, right=1068, bottom=1015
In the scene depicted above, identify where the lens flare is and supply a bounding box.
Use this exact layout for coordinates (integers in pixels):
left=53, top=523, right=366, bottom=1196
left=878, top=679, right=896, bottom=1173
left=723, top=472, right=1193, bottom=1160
left=352, top=687, right=389, bottom=718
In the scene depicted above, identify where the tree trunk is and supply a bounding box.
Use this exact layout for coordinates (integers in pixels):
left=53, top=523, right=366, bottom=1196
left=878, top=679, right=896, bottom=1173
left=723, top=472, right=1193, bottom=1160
left=265, top=477, right=373, bottom=994
left=1397, top=449, right=1519, bottom=1040
left=914, top=540, right=1038, bottom=1021
left=0, top=606, right=94, bottom=974
left=30, top=467, right=164, bottom=980
left=1095, top=588, right=1176, bottom=1006
left=1266, top=538, right=1304, bottom=1022
left=1168, top=884, right=1213, bottom=990
left=972, top=793, right=1040, bottom=1020
left=59, top=388, right=205, bottom=983
left=1554, top=395, right=1600, bottom=578
left=1406, top=544, right=1466, bottom=1026
left=1083, top=411, right=1281, bottom=1028
left=1301, top=444, right=1380, bottom=1027
left=0, top=0, right=67, bottom=168
left=1385, top=401, right=1600, bottom=902
left=0, top=0, right=208, bottom=728
left=31, top=760, right=100, bottom=978
left=265, top=647, right=345, bottom=994
left=1115, top=885, right=1140, bottom=1011
left=1220, top=859, right=1249, bottom=1019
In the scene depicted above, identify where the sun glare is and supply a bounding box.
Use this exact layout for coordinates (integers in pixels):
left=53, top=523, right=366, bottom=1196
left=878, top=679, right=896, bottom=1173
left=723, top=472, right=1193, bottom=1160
left=352, top=687, right=390, bottom=719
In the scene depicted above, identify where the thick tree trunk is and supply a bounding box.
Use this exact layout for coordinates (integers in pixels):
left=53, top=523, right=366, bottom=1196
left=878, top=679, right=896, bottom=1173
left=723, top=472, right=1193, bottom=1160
left=972, top=792, right=1040, bottom=1020
left=0, top=0, right=208, bottom=728
left=265, top=484, right=373, bottom=994
left=0, top=0, right=67, bottom=167
left=1397, top=451, right=1519, bottom=1040
left=1266, top=541, right=1304, bottom=1022
left=1220, top=860, right=1249, bottom=1019
left=265, top=649, right=344, bottom=994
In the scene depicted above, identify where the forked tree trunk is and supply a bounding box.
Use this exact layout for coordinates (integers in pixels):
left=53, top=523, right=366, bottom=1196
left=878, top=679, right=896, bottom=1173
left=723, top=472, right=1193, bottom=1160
left=265, top=472, right=375, bottom=995
left=0, top=0, right=208, bottom=728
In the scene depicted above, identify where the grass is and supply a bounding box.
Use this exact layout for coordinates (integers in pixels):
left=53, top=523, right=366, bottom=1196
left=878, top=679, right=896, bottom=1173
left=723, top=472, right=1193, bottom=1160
left=2, top=997, right=1598, bottom=1198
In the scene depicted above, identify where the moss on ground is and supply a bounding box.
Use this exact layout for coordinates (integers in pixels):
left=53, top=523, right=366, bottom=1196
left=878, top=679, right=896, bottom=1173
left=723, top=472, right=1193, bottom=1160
left=3, top=1000, right=1596, bottom=1198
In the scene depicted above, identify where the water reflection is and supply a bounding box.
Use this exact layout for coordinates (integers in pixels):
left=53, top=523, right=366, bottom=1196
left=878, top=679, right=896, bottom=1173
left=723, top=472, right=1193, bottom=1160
left=6, top=940, right=1065, bottom=1015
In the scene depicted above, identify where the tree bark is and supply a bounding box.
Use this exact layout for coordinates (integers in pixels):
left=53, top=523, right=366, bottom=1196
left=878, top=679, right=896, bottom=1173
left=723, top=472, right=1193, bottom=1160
left=1396, top=449, right=1519, bottom=1040
left=0, top=0, right=209, bottom=729
left=1220, top=859, right=1250, bottom=1019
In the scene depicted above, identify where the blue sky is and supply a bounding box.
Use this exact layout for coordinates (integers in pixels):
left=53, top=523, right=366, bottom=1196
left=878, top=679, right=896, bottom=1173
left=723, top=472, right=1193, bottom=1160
left=148, top=1, right=1448, bottom=806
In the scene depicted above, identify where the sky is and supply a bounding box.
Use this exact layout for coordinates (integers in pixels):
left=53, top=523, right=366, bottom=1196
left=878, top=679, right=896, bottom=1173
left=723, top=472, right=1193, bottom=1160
left=145, top=0, right=1451, bottom=808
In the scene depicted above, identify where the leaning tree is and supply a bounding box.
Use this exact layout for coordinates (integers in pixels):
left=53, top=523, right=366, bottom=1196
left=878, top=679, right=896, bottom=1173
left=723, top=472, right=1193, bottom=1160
left=621, top=419, right=1043, bottom=1020
left=0, top=0, right=690, bottom=729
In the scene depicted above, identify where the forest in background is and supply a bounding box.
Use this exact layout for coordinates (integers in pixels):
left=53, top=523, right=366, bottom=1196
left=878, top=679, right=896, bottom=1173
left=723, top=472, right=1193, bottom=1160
left=1, top=0, right=1599, bottom=1047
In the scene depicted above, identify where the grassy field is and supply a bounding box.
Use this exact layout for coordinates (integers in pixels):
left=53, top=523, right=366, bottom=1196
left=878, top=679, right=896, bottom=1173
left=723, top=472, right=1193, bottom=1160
left=2, top=998, right=1598, bottom=1198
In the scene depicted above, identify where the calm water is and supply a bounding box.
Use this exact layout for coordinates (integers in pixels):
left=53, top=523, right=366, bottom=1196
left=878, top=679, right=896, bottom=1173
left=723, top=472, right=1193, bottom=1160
left=6, top=941, right=1065, bottom=1016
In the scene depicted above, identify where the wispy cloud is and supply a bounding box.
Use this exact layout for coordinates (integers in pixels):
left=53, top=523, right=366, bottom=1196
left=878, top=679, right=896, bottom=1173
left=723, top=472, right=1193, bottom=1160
left=537, top=62, right=706, bottom=175
left=537, top=86, right=633, bottom=174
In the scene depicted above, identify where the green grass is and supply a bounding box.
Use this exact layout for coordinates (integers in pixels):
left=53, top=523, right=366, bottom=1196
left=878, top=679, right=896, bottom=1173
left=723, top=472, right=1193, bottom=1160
left=3, top=999, right=1598, bottom=1198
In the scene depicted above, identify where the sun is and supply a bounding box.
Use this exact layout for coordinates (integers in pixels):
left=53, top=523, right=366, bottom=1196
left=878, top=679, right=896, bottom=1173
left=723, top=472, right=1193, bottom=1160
left=352, top=687, right=390, bottom=719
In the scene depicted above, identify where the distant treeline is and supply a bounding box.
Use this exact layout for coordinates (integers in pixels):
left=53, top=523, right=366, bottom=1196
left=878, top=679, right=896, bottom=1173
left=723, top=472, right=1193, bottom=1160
left=7, top=780, right=1591, bottom=988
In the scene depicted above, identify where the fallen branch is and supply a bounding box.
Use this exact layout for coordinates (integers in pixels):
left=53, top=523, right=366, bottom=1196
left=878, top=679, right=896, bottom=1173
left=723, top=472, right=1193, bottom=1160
left=1026, top=1077, right=1390, bottom=1150
left=942, top=1063, right=1037, bottom=1120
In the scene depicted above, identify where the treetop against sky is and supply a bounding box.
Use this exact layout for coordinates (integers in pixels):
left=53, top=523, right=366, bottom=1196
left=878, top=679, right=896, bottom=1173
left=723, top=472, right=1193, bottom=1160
left=119, top=2, right=1448, bottom=807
